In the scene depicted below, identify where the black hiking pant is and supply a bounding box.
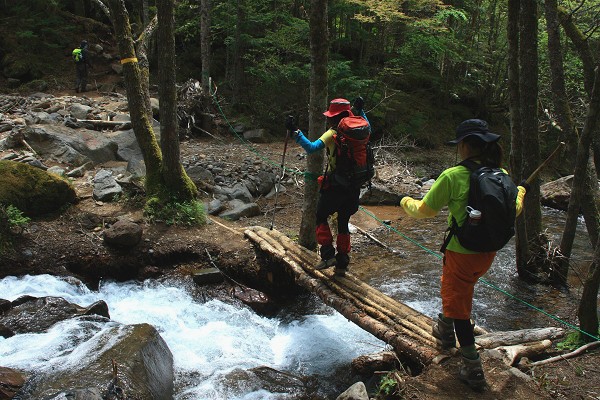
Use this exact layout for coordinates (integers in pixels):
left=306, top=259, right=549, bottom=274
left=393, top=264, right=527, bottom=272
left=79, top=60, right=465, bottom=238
left=316, top=184, right=360, bottom=237
left=75, top=63, right=89, bottom=92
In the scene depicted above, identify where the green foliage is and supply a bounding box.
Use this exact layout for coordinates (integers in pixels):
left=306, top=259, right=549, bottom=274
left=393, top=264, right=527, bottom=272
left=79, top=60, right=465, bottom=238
left=144, top=197, right=207, bottom=226
left=375, top=371, right=404, bottom=399
left=5, top=205, right=30, bottom=228
left=0, top=204, right=29, bottom=256
left=15, top=30, right=38, bottom=39
left=556, top=330, right=586, bottom=351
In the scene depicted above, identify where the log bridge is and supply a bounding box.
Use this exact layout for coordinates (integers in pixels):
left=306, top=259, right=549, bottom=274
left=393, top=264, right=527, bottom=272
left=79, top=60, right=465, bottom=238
left=244, top=226, right=566, bottom=368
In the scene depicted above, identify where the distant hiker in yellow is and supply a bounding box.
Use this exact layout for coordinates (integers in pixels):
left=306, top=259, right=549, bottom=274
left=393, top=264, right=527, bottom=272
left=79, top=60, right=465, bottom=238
left=73, top=40, right=92, bottom=93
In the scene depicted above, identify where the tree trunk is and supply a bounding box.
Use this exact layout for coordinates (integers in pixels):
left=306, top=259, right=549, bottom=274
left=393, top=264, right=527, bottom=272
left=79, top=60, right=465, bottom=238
left=135, top=14, right=157, bottom=121
left=298, top=0, right=328, bottom=251
left=577, top=66, right=600, bottom=342
left=557, top=7, right=600, bottom=178
left=518, top=0, right=543, bottom=279
left=156, top=0, right=197, bottom=201
left=544, top=0, right=600, bottom=285
left=507, top=0, right=529, bottom=277
left=107, top=0, right=163, bottom=195
left=200, top=0, right=212, bottom=96
left=231, top=0, right=245, bottom=105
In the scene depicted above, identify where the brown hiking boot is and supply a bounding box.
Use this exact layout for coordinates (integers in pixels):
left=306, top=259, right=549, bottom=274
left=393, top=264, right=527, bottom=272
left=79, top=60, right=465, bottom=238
left=432, top=314, right=456, bottom=349
left=316, top=245, right=336, bottom=270
left=459, top=355, right=487, bottom=391
left=334, top=253, right=349, bottom=277
left=315, top=257, right=336, bottom=270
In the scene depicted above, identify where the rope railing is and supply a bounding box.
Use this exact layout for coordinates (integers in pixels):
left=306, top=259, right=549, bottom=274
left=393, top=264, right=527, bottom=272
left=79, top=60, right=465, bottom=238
left=207, top=86, right=600, bottom=342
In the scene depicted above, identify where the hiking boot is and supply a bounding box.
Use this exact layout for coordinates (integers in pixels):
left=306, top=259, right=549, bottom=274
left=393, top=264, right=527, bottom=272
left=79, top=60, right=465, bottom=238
left=316, top=245, right=336, bottom=270
left=432, top=314, right=456, bottom=349
left=459, top=355, right=487, bottom=391
left=334, top=253, right=350, bottom=277
left=315, top=257, right=336, bottom=270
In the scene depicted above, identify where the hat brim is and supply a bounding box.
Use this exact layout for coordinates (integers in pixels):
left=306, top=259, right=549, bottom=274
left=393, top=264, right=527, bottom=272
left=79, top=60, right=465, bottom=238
left=446, top=132, right=501, bottom=145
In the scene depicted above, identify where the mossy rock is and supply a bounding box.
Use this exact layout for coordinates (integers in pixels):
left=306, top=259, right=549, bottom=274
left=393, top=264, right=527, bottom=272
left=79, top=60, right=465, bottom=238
left=0, top=161, right=77, bottom=216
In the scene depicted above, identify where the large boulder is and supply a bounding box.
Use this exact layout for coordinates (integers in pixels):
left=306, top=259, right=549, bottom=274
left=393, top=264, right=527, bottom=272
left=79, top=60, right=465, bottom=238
left=0, top=160, right=77, bottom=216
left=20, top=323, right=174, bottom=400
left=540, top=175, right=573, bottom=211
left=0, top=296, right=110, bottom=337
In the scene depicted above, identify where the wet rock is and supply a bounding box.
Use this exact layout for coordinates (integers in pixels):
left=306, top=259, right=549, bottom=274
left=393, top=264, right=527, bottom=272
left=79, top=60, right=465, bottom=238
left=66, top=161, right=93, bottom=178
left=256, top=170, right=276, bottom=195
left=70, top=103, right=93, bottom=120
left=21, top=323, right=174, bottom=400
left=336, top=381, right=369, bottom=400
left=186, top=165, right=215, bottom=187
left=359, top=183, right=402, bottom=205
left=230, top=182, right=254, bottom=203
left=103, top=219, right=143, bottom=247
left=206, top=198, right=225, bottom=215
left=540, top=175, right=574, bottom=211
left=0, top=367, right=27, bottom=400
left=243, top=128, right=269, bottom=143
left=0, top=296, right=110, bottom=335
left=93, top=169, right=123, bottom=202
left=219, top=200, right=260, bottom=221
left=232, top=286, right=277, bottom=315
left=192, top=267, right=224, bottom=285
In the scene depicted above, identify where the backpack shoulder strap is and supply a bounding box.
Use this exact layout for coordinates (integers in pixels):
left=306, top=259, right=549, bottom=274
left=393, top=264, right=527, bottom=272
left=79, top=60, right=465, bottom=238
left=458, top=158, right=480, bottom=171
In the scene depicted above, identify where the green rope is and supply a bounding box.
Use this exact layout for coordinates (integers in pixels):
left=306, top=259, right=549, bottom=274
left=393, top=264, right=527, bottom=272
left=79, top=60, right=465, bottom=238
left=208, top=88, right=600, bottom=342
left=360, top=205, right=600, bottom=342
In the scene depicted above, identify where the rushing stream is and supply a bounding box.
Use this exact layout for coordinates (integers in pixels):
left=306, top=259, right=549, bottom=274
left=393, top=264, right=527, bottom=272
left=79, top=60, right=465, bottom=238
left=0, top=206, right=593, bottom=399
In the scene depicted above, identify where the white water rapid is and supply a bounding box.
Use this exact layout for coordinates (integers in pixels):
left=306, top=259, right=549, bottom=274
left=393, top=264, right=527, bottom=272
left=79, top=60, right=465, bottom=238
left=0, top=274, right=385, bottom=399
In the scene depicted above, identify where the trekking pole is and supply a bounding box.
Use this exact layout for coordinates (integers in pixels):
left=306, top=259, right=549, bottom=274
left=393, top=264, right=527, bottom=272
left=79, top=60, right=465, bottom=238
left=270, top=116, right=293, bottom=230
left=524, top=141, right=565, bottom=185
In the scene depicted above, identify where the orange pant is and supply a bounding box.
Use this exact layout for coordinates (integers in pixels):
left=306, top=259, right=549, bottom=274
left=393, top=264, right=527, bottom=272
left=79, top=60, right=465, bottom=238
left=441, top=250, right=496, bottom=320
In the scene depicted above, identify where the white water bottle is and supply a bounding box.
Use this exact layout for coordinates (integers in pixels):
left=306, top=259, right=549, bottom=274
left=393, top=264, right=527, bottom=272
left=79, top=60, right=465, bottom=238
left=466, top=206, right=482, bottom=226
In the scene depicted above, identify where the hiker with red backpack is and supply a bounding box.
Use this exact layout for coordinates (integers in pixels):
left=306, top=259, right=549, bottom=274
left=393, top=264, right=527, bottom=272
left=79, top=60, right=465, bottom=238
left=287, top=97, right=373, bottom=277
left=399, top=119, right=528, bottom=390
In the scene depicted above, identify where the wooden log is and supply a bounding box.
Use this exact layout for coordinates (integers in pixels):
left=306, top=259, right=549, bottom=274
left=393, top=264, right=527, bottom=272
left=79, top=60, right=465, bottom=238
left=475, top=327, right=565, bottom=349
left=76, top=119, right=130, bottom=129
left=521, top=340, right=600, bottom=369
left=244, top=227, right=442, bottom=365
left=281, top=255, right=440, bottom=366
left=488, top=340, right=553, bottom=366
left=351, top=351, right=398, bottom=375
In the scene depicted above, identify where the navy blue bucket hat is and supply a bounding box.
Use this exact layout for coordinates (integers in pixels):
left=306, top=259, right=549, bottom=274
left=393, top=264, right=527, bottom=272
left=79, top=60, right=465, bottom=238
left=446, top=119, right=501, bottom=145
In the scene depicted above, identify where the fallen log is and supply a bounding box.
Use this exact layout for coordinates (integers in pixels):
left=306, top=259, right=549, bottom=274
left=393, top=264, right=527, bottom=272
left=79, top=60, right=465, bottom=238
left=244, top=226, right=442, bottom=366
left=475, top=327, right=565, bottom=349
left=281, top=253, right=441, bottom=366
left=488, top=340, right=553, bottom=366
left=521, top=340, right=600, bottom=369
left=76, top=119, right=130, bottom=129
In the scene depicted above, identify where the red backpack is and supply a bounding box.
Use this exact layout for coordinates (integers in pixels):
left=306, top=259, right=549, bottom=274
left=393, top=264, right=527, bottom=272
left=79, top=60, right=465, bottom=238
left=326, top=115, right=374, bottom=189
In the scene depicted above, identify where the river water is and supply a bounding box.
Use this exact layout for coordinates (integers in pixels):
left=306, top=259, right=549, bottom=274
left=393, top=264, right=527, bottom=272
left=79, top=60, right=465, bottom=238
left=0, top=206, right=593, bottom=399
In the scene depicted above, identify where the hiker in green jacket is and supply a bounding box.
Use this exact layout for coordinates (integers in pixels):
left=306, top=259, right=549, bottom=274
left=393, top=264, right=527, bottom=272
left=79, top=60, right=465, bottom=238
left=73, top=40, right=92, bottom=93
left=400, top=119, right=527, bottom=390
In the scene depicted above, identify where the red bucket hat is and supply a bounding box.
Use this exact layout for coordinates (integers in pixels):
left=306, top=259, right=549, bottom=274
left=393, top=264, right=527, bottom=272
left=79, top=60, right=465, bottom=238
left=323, top=98, right=352, bottom=117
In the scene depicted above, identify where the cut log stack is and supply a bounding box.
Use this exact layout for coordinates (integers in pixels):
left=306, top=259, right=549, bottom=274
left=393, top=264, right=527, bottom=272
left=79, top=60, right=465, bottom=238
left=243, top=226, right=565, bottom=368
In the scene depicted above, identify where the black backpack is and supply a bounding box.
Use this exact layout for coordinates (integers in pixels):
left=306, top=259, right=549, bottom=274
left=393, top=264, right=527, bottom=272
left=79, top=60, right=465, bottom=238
left=326, top=115, right=375, bottom=189
left=441, top=159, right=518, bottom=253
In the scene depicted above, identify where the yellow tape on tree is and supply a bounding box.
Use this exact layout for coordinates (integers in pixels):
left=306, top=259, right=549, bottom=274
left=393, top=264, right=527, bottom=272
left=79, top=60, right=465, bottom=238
left=120, top=57, right=138, bottom=64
